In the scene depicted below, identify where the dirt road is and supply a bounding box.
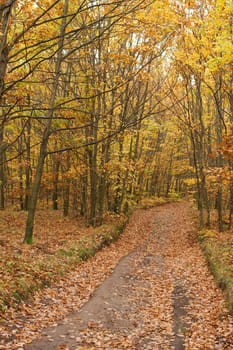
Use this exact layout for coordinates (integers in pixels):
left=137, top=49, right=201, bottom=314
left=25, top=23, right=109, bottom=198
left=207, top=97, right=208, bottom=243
left=2, top=203, right=233, bottom=349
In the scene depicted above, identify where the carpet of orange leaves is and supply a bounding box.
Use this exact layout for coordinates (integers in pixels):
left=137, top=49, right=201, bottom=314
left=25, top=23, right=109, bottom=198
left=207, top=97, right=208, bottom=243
left=0, top=203, right=233, bottom=349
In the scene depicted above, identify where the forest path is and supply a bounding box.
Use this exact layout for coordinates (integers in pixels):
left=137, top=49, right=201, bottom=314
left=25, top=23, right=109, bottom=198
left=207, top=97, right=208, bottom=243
left=2, top=203, right=233, bottom=349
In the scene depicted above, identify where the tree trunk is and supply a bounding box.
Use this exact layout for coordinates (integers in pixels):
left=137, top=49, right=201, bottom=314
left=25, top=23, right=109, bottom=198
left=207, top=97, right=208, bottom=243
left=215, top=76, right=223, bottom=232
left=24, top=119, right=31, bottom=210
left=194, top=78, right=210, bottom=227
left=63, top=153, right=70, bottom=217
left=24, top=0, right=69, bottom=243
left=18, top=135, right=24, bottom=210
left=113, top=136, right=124, bottom=213
left=0, top=126, right=6, bottom=209
left=0, top=2, right=13, bottom=209
left=228, top=89, right=233, bottom=227
left=52, top=155, right=60, bottom=210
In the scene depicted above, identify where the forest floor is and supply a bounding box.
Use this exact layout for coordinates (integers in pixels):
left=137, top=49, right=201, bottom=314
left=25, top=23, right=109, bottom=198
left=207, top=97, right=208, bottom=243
left=1, top=202, right=233, bottom=349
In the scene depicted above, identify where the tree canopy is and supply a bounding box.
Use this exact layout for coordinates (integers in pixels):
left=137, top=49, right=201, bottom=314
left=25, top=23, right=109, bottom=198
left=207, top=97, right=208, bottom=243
left=0, top=0, right=233, bottom=242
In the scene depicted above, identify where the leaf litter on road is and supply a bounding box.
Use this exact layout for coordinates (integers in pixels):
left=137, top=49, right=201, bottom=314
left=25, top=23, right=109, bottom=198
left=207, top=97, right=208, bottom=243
left=1, top=202, right=233, bottom=349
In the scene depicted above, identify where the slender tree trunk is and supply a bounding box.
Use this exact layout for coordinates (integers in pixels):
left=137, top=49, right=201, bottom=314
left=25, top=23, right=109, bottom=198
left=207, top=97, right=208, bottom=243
left=228, top=90, right=233, bottom=227
left=229, top=180, right=233, bottom=229
left=71, top=179, right=78, bottom=216
left=18, top=135, right=24, bottom=210
left=24, top=0, right=69, bottom=243
left=80, top=125, right=89, bottom=222
left=228, top=16, right=233, bottom=227
left=195, top=78, right=210, bottom=227
left=52, top=155, right=60, bottom=210
left=98, top=144, right=107, bottom=225
left=63, top=152, right=70, bottom=217
left=113, top=136, right=124, bottom=213
left=0, top=0, right=13, bottom=98
left=89, top=114, right=98, bottom=226
left=165, top=149, right=174, bottom=197
left=0, top=125, right=6, bottom=209
left=0, top=2, right=13, bottom=209
left=24, top=119, right=31, bottom=210
left=215, top=76, right=224, bottom=231
left=80, top=175, right=87, bottom=217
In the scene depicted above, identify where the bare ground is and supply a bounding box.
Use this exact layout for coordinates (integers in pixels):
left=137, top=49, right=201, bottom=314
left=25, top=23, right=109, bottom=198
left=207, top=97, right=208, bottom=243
left=1, top=202, right=233, bottom=349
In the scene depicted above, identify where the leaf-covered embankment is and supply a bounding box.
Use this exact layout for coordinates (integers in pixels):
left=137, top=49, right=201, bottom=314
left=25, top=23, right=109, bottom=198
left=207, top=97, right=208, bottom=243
left=198, top=229, right=233, bottom=315
left=0, top=205, right=158, bottom=350
left=0, top=210, right=128, bottom=314
left=3, top=201, right=232, bottom=350
left=0, top=196, right=168, bottom=315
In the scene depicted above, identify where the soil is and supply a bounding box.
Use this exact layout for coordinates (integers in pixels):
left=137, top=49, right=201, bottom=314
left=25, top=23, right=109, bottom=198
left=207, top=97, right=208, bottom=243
left=1, top=202, right=233, bottom=349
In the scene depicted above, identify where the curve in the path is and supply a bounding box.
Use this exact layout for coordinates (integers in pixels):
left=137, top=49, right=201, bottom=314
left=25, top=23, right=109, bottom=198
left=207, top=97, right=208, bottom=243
left=20, top=203, right=233, bottom=349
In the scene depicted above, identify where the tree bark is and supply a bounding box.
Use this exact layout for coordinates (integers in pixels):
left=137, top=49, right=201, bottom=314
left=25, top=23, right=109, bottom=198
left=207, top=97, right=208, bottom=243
left=24, top=0, right=69, bottom=243
left=214, top=76, right=223, bottom=232
left=0, top=1, right=14, bottom=209
left=63, top=152, right=70, bottom=217
left=52, top=155, right=60, bottom=210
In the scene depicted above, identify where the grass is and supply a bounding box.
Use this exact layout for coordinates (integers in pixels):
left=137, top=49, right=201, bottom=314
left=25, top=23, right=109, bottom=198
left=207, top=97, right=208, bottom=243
left=198, top=228, right=233, bottom=315
left=0, top=210, right=128, bottom=315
